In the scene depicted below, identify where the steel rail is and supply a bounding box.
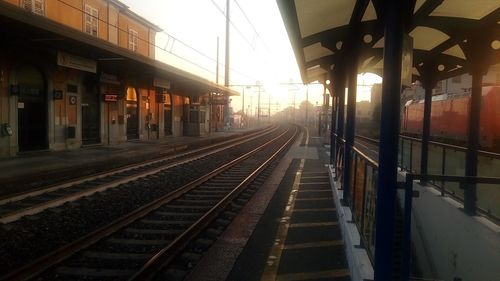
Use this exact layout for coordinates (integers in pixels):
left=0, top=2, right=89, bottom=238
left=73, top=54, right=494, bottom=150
left=0, top=125, right=276, bottom=204
left=1, top=126, right=293, bottom=281
left=129, top=126, right=298, bottom=280
left=0, top=126, right=278, bottom=224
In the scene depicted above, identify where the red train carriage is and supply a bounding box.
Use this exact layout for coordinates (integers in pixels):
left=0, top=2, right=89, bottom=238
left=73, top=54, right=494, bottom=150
left=402, top=86, right=500, bottom=151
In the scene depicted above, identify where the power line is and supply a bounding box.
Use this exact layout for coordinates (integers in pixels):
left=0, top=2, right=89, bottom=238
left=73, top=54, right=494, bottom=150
left=233, top=0, right=271, bottom=52
left=210, top=0, right=225, bottom=15
left=209, top=0, right=257, bottom=51
left=55, top=0, right=255, bottom=82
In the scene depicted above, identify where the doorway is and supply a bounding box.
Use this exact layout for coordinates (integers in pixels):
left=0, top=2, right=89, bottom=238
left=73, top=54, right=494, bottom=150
left=16, top=65, right=47, bottom=151
left=126, top=87, right=139, bottom=140
left=163, top=92, right=172, bottom=135
left=82, top=78, right=100, bottom=145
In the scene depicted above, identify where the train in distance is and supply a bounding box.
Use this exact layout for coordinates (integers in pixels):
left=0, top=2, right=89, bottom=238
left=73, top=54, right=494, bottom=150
left=402, top=86, right=500, bottom=152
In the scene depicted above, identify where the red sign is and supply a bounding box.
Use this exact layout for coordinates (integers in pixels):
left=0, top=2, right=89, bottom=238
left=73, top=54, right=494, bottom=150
left=103, top=94, right=118, bottom=102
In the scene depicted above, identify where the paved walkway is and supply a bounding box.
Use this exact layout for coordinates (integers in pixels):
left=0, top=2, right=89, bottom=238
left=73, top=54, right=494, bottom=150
left=185, top=130, right=350, bottom=281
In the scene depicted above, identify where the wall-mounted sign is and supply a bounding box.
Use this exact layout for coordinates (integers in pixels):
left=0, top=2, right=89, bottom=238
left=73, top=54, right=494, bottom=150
left=212, top=96, right=228, bottom=105
left=153, top=78, right=170, bottom=89
left=53, top=90, right=63, bottom=100
left=69, top=95, right=77, bottom=105
left=67, top=84, right=78, bottom=93
left=100, top=72, right=121, bottom=85
left=57, top=52, right=97, bottom=73
left=10, top=84, right=20, bottom=95
left=14, top=85, right=41, bottom=97
left=103, top=94, right=118, bottom=102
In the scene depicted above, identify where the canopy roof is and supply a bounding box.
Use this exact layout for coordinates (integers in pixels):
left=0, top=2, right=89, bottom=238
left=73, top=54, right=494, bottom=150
left=277, top=0, right=500, bottom=84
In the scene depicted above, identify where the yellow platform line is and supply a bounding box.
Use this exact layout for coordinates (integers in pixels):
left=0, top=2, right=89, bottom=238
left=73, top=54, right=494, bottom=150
left=292, top=207, right=336, bottom=212
left=276, top=269, right=350, bottom=281
left=299, top=176, right=329, bottom=179
left=294, top=197, right=332, bottom=201
left=260, top=160, right=305, bottom=281
left=283, top=240, right=344, bottom=250
left=297, top=189, right=331, bottom=192
left=289, top=221, right=338, bottom=228
left=297, top=182, right=330, bottom=185
left=300, top=172, right=328, bottom=175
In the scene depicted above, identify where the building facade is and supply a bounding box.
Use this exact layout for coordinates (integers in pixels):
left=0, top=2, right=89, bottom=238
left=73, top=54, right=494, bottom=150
left=0, top=0, right=235, bottom=158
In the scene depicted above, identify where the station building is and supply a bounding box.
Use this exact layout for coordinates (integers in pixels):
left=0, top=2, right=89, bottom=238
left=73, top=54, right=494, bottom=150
left=0, top=0, right=236, bottom=158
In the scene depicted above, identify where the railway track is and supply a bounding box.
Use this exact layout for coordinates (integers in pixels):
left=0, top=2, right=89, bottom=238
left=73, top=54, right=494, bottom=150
left=2, top=125, right=299, bottom=280
left=0, top=126, right=276, bottom=224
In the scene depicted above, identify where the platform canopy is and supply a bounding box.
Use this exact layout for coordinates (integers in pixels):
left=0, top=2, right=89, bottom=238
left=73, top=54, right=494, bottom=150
left=277, top=0, right=500, bottom=84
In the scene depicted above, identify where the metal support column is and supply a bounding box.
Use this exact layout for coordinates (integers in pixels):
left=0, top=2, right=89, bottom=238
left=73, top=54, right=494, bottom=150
left=342, top=60, right=357, bottom=202
left=374, top=0, right=404, bottom=279
left=323, top=82, right=330, bottom=137
left=420, top=73, right=436, bottom=179
left=464, top=67, right=482, bottom=215
left=329, top=71, right=336, bottom=164
left=223, top=0, right=230, bottom=129
left=330, top=94, right=336, bottom=164
left=334, top=71, right=346, bottom=172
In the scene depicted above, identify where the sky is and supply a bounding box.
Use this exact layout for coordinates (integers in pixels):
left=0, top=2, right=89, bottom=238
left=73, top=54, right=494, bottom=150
left=120, top=0, right=380, bottom=114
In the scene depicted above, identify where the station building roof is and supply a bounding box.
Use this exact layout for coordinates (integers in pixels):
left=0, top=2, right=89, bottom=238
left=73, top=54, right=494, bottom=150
left=0, top=1, right=238, bottom=97
left=277, top=0, right=500, bottom=85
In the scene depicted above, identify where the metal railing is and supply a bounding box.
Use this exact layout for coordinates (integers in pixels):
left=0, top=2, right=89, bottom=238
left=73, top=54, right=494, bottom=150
left=399, top=135, right=500, bottom=221
left=403, top=173, right=500, bottom=280
left=334, top=135, right=500, bottom=280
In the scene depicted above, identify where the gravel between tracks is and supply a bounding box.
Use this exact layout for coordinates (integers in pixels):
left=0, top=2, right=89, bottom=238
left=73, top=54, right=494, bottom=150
left=0, top=128, right=286, bottom=276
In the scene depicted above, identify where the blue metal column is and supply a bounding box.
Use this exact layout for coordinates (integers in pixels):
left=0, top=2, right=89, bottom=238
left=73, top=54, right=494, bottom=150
left=329, top=71, right=336, bottom=164
left=342, top=60, right=357, bottom=202
left=334, top=70, right=346, bottom=168
left=464, top=66, right=482, bottom=215
left=330, top=98, right=336, bottom=164
left=374, top=0, right=404, bottom=279
left=420, top=70, right=436, bottom=179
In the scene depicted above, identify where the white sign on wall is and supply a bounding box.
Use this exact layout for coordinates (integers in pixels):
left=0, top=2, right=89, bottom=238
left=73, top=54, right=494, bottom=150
left=57, top=52, right=97, bottom=73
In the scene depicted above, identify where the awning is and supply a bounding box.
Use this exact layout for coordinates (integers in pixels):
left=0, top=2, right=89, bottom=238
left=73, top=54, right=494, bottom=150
left=0, top=1, right=238, bottom=97
left=277, top=0, right=500, bottom=84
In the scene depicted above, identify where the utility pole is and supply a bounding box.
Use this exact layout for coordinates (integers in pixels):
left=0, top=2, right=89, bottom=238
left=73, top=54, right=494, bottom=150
left=242, top=87, right=245, bottom=128
left=223, top=0, right=230, bottom=130
left=216, top=37, right=219, bottom=84
left=305, top=84, right=309, bottom=126
left=257, top=82, right=261, bottom=125
left=224, top=0, right=230, bottom=87
left=268, top=92, right=271, bottom=123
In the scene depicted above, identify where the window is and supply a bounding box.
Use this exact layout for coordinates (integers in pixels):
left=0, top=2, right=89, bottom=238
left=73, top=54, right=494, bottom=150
left=22, top=0, right=44, bottom=15
left=84, top=4, right=98, bottom=37
left=129, top=29, right=138, bottom=52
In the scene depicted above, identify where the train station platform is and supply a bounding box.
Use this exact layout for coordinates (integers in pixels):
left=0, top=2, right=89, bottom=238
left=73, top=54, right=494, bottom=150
left=185, top=128, right=352, bottom=281
left=0, top=128, right=255, bottom=198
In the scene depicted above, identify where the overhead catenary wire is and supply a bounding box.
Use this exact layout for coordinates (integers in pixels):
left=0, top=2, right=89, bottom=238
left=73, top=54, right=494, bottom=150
left=54, top=0, right=255, bottom=82
left=209, top=0, right=257, bottom=51
left=233, top=0, right=271, bottom=52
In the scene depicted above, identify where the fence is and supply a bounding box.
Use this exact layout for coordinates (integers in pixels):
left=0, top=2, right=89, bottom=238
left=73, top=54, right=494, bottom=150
left=335, top=135, right=500, bottom=280
left=399, top=135, right=500, bottom=222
